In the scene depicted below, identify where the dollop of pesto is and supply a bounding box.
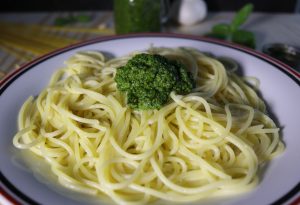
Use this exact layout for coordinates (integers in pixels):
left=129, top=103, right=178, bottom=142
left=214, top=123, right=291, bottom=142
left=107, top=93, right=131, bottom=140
left=115, top=53, right=195, bottom=110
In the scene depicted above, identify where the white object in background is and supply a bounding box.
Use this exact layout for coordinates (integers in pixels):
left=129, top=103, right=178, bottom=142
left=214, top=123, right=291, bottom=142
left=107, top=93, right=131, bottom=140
left=172, top=0, right=207, bottom=26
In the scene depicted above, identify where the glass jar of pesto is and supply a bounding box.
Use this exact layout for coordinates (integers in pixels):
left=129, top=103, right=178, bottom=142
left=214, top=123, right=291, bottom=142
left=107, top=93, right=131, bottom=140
left=114, top=0, right=167, bottom=34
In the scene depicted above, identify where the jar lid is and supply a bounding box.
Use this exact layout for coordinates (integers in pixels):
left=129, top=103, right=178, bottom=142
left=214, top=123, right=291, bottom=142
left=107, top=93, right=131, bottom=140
left=262, top=43, right=300, bottom=72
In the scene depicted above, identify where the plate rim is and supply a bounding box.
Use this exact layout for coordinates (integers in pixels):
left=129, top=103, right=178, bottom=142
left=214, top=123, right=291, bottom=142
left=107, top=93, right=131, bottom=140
left=0, top=33, right=299, bottom=205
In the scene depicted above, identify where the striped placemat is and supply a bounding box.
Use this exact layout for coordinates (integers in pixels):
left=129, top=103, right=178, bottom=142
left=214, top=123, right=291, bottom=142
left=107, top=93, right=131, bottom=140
left=0, top=12, right=114, bottom=79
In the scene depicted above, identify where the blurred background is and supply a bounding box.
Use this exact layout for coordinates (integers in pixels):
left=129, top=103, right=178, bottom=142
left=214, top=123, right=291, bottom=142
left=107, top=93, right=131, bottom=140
left=1, top=0, right=299, bottom=12
left=0, top=0, right=300, bottom=79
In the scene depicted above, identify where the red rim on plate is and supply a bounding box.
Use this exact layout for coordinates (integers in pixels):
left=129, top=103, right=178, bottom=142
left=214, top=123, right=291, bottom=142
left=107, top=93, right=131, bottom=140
left=0, top=33, right=299, bottom=205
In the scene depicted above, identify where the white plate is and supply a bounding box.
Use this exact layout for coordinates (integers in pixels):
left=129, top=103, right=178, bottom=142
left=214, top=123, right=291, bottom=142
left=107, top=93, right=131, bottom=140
left=0, top=34, right=299, bottom=205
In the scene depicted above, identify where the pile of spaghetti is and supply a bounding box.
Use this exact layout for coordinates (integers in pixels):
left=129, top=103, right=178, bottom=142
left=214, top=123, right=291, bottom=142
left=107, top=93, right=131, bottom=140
left=13, top=47, right=284, bottom=204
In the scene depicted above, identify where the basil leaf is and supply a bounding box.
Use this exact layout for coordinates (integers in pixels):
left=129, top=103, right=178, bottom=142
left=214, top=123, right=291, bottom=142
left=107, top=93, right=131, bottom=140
left=54, top=17, right=75, bottom=26
left=231, top=3, right=253, bottom=31
left=209, top=24, right=231, bottom=40
left=212, top=23, right=231, bottom=35
left=205, top=32, right=228, bottom=40
left=232, top=30, right=255, bottom=49
left=75, top=14, right=92, bottom=23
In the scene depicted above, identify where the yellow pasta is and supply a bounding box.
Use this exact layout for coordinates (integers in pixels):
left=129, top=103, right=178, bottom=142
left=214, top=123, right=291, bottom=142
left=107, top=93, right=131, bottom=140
left=13, top=47, right=284, bottom=204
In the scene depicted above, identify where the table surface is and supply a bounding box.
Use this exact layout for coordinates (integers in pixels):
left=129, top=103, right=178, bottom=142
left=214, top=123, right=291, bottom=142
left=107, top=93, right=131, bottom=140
left=0, top=11, right=300, bottom=205
left=0, top=12, right=300, bottom=77
left=1, top=12, right=300, bottom=48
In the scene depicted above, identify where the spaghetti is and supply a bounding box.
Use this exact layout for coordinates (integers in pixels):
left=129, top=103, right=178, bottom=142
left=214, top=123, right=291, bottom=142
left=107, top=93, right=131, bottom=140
left=13, top=47, right=284, bottom=204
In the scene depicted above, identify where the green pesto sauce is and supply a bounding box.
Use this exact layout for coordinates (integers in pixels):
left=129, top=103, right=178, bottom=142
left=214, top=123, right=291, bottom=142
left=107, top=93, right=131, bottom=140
left=115, top=53, right=195, bottom=110
left=114, top=0, right=161, bottom=34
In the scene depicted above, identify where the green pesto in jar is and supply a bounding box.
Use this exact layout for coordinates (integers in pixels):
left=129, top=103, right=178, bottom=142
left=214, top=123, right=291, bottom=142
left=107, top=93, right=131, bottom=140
left=114, top=0, right=161, bottom=34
